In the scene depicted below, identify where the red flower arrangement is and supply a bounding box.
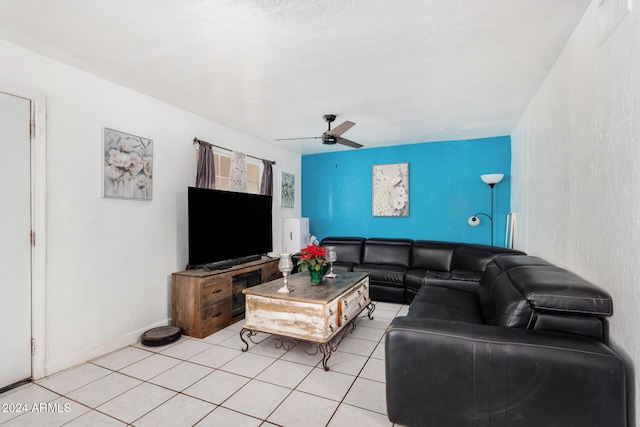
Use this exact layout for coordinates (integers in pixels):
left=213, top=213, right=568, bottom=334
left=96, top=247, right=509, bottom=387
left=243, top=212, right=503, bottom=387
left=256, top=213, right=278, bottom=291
left=297, top=244, right=329, bottom=272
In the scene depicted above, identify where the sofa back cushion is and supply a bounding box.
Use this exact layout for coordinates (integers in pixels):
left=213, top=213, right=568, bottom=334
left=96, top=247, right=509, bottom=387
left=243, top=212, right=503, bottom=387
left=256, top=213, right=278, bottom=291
left=451, top=244, right=526, bottom=272
left=480, top=264, right=613, bottom=341
left=320, top=237, right=365, bottom=265
left=480, top=273, right=533, bottom=328
left=410, top=241, right=458, bottom=271
left=533, top=312, right=607, bottom=342
left=508, top=266, right=613, bottom=317
left=363, top=238, right=413, bottom=267
left=478, top=255, right=552, bottom=306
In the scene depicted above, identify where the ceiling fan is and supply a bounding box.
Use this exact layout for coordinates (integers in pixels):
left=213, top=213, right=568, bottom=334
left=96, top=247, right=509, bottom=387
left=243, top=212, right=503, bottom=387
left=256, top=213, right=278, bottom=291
left=275, top=114, right=363, bottom=148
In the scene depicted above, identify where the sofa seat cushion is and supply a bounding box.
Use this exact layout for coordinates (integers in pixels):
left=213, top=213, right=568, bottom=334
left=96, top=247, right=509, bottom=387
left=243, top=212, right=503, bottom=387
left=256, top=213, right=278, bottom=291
left=353, top=263, right=406, bottom=288
left=405, top=269, right=481, bottom=293
left=451, top=270, right=481, bottom=282
left=408, top=285, right=483, bottom=324
left=405, top=269, right=451, bottom=290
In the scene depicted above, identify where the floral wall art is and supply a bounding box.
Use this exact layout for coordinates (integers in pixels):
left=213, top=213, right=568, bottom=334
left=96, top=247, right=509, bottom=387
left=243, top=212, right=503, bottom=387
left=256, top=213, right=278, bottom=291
left=372, top=162, right=409, bottom=217
left=281, top=172, right=295, bottom=208
left=103, top=128, right=153, bottom=200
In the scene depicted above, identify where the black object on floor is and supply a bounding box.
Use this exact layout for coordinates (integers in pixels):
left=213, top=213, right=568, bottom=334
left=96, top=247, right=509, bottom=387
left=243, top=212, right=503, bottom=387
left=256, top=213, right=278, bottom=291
left=141, top=326, right=181, bottom=347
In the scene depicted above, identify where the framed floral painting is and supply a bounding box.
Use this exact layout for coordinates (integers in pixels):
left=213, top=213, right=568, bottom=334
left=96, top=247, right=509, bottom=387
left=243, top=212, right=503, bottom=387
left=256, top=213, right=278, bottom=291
left=103, top=128, right=153, bottom=200
left=372, top=163, right=409, bottom=217
left=281, top=172, right=294, bottom=208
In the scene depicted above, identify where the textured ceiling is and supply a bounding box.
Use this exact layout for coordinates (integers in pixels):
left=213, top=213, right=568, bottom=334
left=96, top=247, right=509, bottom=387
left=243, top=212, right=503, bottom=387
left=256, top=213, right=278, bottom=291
left=0, top=0, right=590, bottom=154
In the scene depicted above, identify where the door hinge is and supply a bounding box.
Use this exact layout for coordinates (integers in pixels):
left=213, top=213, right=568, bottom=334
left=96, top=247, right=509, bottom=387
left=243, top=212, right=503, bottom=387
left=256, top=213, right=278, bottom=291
left=31, top=339, right=36, bottom=356
left=30, top=230, right=36, bottom=247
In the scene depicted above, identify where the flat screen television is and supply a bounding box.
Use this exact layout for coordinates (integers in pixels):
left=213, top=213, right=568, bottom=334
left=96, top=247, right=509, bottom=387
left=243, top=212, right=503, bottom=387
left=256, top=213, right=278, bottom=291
left=187, top=186, right=273, bottom=269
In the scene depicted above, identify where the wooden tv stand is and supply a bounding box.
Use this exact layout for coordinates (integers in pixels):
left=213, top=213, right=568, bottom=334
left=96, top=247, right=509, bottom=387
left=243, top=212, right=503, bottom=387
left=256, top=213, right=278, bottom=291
left=171, top=257, right=281, bottom=338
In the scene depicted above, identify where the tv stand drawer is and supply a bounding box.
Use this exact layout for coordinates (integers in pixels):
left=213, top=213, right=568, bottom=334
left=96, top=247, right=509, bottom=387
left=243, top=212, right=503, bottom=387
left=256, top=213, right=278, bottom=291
left=201, top=277, right=232, bottom=305
left=202, top=300, right=232, bottom=333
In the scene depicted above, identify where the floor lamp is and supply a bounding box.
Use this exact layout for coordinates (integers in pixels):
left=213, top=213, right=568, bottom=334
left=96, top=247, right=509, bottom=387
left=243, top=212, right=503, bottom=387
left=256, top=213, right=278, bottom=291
left=468, top=173, right=504, bottom=246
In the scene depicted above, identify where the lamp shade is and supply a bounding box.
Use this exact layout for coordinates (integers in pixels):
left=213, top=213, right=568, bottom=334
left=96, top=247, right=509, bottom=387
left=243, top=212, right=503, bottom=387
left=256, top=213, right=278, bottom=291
left=480, top=174, right=504, bottom=185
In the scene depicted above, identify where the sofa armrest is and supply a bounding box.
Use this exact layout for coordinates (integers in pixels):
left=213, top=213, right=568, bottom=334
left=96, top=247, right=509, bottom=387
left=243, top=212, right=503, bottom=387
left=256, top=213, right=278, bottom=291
left=385, top=317, right=626, bottom=427
left=509, top=265, right=613, bottom=316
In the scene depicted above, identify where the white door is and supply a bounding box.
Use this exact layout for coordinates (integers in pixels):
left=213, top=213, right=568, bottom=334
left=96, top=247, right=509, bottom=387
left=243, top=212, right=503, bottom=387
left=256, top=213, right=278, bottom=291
left=0, top=91, right=32, bottom=389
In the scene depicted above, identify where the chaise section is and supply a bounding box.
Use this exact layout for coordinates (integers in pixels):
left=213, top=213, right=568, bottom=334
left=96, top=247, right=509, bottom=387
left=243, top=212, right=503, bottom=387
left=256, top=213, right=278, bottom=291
left=385, top=255, right=625, bottom=425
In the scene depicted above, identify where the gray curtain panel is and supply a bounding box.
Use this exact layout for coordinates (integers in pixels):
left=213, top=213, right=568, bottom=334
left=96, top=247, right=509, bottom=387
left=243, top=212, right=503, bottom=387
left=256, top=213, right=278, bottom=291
left=260, top=160, right=273, bottom=196
left=195, top=140, right=215, bottom=189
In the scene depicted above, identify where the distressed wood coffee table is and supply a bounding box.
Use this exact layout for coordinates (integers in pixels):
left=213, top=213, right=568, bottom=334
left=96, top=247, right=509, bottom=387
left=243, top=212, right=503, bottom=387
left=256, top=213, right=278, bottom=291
left=240, top=271, right=374, bottom=370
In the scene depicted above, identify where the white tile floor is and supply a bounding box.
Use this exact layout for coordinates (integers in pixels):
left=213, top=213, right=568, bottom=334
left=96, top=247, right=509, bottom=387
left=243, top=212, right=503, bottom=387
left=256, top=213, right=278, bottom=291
left=0, top=302, right=409, bottom=427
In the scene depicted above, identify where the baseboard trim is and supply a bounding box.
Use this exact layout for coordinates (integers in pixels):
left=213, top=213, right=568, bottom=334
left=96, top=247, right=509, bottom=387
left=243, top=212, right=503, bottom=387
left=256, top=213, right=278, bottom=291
left=40, top=318, right=172, bottom=379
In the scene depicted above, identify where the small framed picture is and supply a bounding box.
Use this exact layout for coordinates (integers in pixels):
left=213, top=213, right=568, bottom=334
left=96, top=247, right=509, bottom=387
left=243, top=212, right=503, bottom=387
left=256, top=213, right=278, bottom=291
left=372, top=163, right=409, bottom=217
left=281, top=172, right=294, bottom=208
left=103, top=128, right=153, bottom=200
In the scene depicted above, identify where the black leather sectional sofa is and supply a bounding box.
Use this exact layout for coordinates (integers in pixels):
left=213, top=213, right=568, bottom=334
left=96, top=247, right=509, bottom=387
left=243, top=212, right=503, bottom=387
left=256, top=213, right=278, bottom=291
left=320, top=237, right=525, bottom=303
left=320, top=237, right=627, bottom=427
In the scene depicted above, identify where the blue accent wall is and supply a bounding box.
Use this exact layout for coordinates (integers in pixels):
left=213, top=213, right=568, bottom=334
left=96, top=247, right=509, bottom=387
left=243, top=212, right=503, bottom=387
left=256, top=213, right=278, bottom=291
left=301, top=136, right=511, bottom=245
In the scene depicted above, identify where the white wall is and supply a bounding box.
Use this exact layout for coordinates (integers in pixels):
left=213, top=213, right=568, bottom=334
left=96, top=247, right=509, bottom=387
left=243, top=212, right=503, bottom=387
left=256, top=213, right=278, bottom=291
left=512, top=1, right=639, bottom=423
left=0, top=39, right=301, bottom=376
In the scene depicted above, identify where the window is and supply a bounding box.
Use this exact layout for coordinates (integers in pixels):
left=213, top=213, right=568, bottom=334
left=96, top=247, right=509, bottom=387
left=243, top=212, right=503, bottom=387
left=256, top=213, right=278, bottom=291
left=214, top=152, right=262, bottom=194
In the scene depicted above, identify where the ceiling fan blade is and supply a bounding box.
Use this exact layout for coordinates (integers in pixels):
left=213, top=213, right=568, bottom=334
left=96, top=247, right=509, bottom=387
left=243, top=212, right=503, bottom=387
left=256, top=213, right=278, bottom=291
left=327, top=120, right=355, bottom=137
left=274, top=136, right=321, bottom=141
left=336, top=136, right=363, bottom=149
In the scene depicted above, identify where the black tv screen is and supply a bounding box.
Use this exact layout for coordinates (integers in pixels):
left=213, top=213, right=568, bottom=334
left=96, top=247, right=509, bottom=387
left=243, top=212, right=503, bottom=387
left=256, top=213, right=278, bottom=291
left=188, top=187, right=273, bottom=268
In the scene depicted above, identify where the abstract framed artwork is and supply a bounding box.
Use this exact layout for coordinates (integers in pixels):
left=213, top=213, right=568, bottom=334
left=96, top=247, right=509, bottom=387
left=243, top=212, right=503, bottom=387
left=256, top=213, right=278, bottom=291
left=103, top=128, right=153, bottom=200
left=372, top=162, right=409, bottom=217
left=281, top=172, right=295, bottom=208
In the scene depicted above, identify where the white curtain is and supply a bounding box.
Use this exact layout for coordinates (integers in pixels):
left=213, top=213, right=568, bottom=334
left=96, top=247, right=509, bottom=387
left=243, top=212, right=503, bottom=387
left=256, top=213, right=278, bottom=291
left=230, top=151, right=247, bottom=192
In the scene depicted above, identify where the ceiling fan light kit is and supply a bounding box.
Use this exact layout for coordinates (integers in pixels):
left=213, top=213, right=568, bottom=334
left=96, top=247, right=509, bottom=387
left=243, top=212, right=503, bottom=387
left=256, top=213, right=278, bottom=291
left=322, top=134, right=337, bottom=144
left=275, top=114, right=363, bottom=149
